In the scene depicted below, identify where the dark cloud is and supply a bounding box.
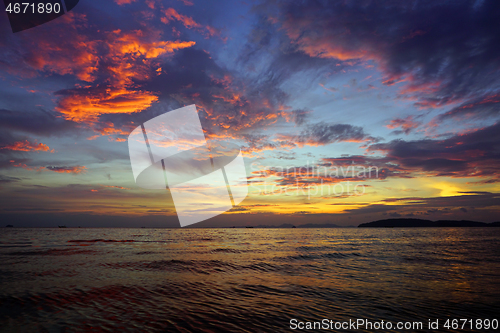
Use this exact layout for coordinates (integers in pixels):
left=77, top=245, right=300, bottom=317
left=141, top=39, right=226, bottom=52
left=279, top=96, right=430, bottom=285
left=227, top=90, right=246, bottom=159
left=344, top=192, right=500, bottom=217
left=437, top=93, right=500, bottom=122
left=290, top=109, right=310, bottom=126
left=241, top=133, right=296, bottom=153
left=0, top=109, right=79, bottom=171
left=238, top=14, right=342, bottom=78
left=368, top=122, right=500, bottom=180
left=318, top=122, right=500, bottom=183
left=1, top=0, right=499, bottom=226
left=267, top=0, right=500, bottom=108
left=140, top=48, right=292, bottom=139
left=0, top=175, right=21, bottom=184
left=379, top=193, right=500, bottom=208
left=386, top=116, right=421, bottom=135
left=320, top=155, right=410, bottom=179
left=279, top=122, right=379, bottom=147
left=0, top=108, right=78, bottom=138
left=388, top=212, right=402, bottom=217
left=0, top=1, right=341, bottom=148
left=1, top=3, right=204, bottom=142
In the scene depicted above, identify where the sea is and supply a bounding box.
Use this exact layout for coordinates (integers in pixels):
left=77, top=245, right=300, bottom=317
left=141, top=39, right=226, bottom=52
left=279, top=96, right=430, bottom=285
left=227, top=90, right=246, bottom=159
left=0, top=228, right=499, bottom=332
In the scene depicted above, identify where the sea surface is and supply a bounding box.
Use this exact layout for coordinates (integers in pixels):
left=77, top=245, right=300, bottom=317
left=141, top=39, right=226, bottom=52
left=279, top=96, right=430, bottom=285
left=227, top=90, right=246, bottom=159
left=0, top=228, right=499, bottom=332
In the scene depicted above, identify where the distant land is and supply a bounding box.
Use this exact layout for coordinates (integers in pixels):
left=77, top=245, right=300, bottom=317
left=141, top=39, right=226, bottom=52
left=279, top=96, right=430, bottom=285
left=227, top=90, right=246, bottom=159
left=358, top=218, right=500, bottom=228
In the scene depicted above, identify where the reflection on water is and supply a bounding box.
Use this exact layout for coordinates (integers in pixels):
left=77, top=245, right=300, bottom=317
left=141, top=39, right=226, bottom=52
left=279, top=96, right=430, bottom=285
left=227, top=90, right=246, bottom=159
left=0, top=228, right=499, bottom=332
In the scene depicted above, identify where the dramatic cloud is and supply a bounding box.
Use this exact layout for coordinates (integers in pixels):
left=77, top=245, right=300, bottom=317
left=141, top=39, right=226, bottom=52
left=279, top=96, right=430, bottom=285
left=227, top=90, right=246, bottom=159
left=141, top=48, right=292, bottom=140
left=368, top=122, right=500, bottom=181
left=270, top=0, right=500, bottom=108
left=0, top=12, right=99, bottom=81
left=1, top=0, right=499, bottom=226
left=313, top=121, right=500, bottom=184
left=1, top=7, right=197, bottom=135
left=55, top=86, right=159, bottom=123
left=54, top=29, right=196, bottom=123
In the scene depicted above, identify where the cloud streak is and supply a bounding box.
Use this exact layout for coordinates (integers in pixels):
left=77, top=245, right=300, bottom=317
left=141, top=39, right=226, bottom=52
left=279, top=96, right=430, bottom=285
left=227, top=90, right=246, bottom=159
left=277, top=122, right=379, bottom=147
left=1, top=140, right=53, bottom=153
left=12, top=163, right=86, bottom=174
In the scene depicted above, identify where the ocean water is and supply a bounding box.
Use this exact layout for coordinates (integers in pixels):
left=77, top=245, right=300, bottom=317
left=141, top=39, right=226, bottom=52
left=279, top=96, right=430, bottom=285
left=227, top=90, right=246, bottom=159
left=0, top=228, right=499, bottom=332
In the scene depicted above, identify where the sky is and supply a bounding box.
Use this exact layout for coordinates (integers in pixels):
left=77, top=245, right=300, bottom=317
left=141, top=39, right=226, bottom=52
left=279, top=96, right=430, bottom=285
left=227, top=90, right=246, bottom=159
left=0, top=0, right=499, bottom=227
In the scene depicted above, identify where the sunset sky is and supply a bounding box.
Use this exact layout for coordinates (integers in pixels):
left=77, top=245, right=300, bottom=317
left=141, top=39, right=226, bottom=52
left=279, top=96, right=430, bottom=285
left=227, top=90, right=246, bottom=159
left=1, top=0, right=499, bottom=227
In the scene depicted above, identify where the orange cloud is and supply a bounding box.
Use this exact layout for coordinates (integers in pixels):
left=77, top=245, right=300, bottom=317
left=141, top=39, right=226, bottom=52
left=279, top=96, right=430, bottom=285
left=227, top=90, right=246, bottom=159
left=87, top=122, right=133, bottom=141
left=162, top=8, right=199, bottom=28
left=57, top=87, right=159, bottom=123
left=281, top=20, right=372, bottom=62
left=442, top=93, right=500, bottom=118
left=386, top=116, right=420, bottom=134
left=114, top=0, right=136, bottom=5
left=161, top=8, right=218, bottom=37
left=298, top=39, right=368, bottom=61
left=11, top=13, right=100, bottom=82
left=399, top=80, right=441, bottom=95
left=3, top=13, right=196, bottom=127
left=1, top=140, right=54, bottom=152
left=212, top=93, right=243, bottom=106
left=96, top=123, right=130, bottom=137
left=109, top=31, right=196, bottom=60
left=55, top=30, right=195, bottom=123
left=319, top=83, right=338, bottom=93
